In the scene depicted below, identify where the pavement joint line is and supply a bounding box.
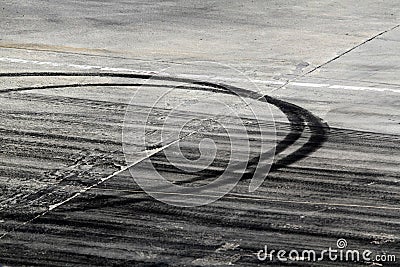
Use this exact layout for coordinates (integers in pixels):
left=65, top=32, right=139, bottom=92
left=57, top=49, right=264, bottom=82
left=1, top=57, right=400, bottom=93
left=0, top=131, right=197, bottom=240
left=304, top=24, right=400, bottom=76
left=269, top=23, right=400, bottom=93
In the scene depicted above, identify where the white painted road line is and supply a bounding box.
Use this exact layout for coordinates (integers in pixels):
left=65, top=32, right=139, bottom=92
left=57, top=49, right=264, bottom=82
left=1, top=57, right=400, bottom=93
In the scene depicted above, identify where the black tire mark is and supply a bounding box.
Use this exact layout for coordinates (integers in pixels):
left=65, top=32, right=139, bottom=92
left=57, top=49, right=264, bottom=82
left=0, top=72, right=329, bottom=178
left=262, top=95, right=329, bottom=171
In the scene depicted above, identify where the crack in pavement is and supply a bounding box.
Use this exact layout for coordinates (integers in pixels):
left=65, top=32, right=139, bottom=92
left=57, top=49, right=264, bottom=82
left=270, top=24, right=400, bottom=93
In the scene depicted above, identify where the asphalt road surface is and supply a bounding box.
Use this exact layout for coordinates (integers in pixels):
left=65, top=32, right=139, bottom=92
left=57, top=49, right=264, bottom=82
left=0, top=1, right=399, bottom=266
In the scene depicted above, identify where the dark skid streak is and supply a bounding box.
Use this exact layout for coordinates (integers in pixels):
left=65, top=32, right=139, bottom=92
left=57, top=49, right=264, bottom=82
left=0, top=72, right=330, bottom=174
left=1, top=72, right=399, bottom=266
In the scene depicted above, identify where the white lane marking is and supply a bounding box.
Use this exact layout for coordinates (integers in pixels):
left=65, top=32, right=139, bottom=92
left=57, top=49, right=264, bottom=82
left=178, top=73, right=286, bottom=85
left=290, top=82, right=330, bottom=88
left=328, top=84, right=398, bottom=92
left=0, top=57, right=157, bottom=75
left=1, top=57, right=400, bottom=93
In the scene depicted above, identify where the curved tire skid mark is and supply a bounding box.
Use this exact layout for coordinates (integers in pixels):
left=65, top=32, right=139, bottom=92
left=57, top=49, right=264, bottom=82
left=262, top=95, right=329, bottom=171
left=0, top=72, right=328, bottom=176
